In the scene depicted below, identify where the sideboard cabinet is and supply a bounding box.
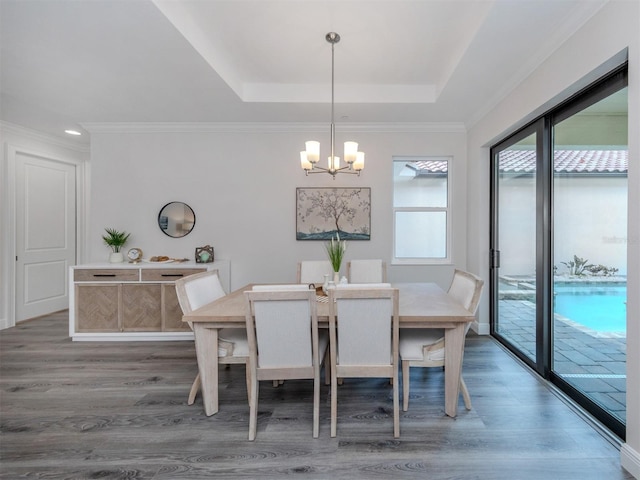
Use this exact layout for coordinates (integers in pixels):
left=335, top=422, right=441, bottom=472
left=69, top=261, right=229, bottom=341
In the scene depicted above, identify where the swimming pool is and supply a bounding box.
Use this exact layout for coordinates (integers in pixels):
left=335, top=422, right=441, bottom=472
left=553, top=282, right=627, bottom=333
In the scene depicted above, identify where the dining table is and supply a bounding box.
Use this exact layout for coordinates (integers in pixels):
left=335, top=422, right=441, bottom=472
left=182, top=282, right=475, bottom=418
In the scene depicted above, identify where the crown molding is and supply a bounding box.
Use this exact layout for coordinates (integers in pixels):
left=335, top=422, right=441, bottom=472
left=0, top=121, right=90, bottom=153
left=81, top=122, right=466, bottom=134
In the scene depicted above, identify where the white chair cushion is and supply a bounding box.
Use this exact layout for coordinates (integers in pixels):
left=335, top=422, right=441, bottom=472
left=254, top=298, right=313, bottom=368
left=399, top=328, right=445, bottom=361
left=218, top=328, right=249, bottom=357
left=183, top=273, right=226, bottom=311
left=448, top=272, right=477, bottom=311
left=349, top=260, right=384, bottom=283
left=335, top=295, right=392, bottom=366
left=252, top=284, right=310, bottom=291
left=299, top=260, right=333, bottom=284
left=335, top=283, right=391, bottom=289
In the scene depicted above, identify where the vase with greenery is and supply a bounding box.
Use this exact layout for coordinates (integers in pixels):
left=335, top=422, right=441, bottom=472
left=102, top=228, right=130, bottom=263
left=325, top=233, right=347, bottom=282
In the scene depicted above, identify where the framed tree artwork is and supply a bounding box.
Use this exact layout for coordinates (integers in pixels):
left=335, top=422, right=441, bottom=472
left=296, top=187, right=371, bottom=240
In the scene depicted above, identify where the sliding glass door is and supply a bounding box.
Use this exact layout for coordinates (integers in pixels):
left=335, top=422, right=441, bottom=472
left=490, top=66, right=628, bottom=438
left=551, top=85, right=628, bottom=431
left=492, top=127, right=539, bottom=367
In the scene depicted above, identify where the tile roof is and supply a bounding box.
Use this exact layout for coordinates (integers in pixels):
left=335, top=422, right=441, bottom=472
left=411, top=160, right=449, bottom=174
left=550, top=150, right=628, bottom=174
left=413, top=150, right=628, bottom=175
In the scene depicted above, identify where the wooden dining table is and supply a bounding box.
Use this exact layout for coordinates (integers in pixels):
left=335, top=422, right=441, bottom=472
left=183, top=282, right=475, bottom=418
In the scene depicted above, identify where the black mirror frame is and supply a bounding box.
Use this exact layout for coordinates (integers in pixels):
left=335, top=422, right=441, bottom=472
left=158, top=201, right=196, bottom=238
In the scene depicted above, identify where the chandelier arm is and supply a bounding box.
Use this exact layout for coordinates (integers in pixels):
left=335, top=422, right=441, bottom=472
left=307, top=165, right=359, bottom=175
left=306, top=167, right=360, bottom=179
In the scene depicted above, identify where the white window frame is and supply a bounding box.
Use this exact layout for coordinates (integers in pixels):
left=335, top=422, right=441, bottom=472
left=392, top=155, right=452, bottom=265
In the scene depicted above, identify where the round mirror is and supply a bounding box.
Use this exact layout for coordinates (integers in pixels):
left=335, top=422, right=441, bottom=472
left=158, top=202, right=196, bottom=238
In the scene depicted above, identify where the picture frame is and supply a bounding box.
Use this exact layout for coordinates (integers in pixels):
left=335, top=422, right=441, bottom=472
left=296, top=187, right=371, bottom=240
left=195, top=245, right=214, bottom=263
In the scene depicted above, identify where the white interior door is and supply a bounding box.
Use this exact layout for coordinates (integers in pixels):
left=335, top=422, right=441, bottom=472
left=15, top=152, right=76, bottom=321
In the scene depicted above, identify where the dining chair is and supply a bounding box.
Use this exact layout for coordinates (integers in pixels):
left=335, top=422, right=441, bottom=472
left=399, top=269, right=484, bottom=411
left=346, top=259, right=387, bottom=283
left=328, top=283, right=400, bottom=438
left=253, top=284, right=324, bottom=387
left=297, top=260, right=334, bottom=285
left=175, top=270, right=249, bottom=406
left=343, top=261, right=388, bottom=387
left=244, top=285, right=328, bottom=440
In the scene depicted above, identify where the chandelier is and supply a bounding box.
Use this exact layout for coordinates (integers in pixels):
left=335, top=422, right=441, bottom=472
left=300, top=32, right=364, bottom=179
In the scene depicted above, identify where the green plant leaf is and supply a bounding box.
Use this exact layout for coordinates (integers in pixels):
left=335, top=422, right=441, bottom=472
left=325, top=234, right=347, bottom=272
left=102, top=228, right=131, bottom=253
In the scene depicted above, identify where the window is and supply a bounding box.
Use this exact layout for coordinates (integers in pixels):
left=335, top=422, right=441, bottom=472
left=392, top=156, right=451, bottom=264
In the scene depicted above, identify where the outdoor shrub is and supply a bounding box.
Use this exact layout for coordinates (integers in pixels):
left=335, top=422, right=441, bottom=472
left=561, top=255, right=593, bottom=276
left=585, top=264, right=619, bottom=277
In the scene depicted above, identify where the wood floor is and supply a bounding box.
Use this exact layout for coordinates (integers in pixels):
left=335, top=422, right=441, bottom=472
left=0, top=311, right=633, bottom=480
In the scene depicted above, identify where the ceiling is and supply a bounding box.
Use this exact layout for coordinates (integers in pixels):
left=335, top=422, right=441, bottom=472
left=0, top=0, right=608, bottom=146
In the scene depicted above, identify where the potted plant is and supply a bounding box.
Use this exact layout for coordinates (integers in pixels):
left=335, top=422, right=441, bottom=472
left=102, top=228, right=131, bottom=263
left=325, top=233, right=347, bottom=283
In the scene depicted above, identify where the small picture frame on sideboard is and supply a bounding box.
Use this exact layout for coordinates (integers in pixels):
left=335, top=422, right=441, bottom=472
left=195, top=245, right=214, bottom=263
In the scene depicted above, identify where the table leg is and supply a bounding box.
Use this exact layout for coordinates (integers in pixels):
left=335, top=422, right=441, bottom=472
left=444, top=323, right=466, bottom=417
left=194, top=324, right=219, bottom=416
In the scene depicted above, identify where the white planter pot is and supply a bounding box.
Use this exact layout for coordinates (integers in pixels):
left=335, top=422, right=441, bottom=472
left=109, top=252, right=124, bottom=263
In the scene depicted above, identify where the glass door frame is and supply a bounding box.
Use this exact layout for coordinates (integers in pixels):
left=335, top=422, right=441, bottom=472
left=489, top=64, right=628, bottom=440
left=489, top=118, right=553, bottom=379
left=548, top=67, right=628, bottom=440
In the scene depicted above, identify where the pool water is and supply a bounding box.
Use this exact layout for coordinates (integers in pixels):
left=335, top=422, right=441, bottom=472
left=553, top=283, right=627, bottom=333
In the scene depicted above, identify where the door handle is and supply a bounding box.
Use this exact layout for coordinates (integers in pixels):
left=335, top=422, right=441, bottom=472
left=490, top=249, right=500, bottom=269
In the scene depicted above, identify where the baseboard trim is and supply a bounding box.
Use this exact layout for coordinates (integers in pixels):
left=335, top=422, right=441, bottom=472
left=473, top=320, right=490, bottom=335
left=621, top=443, right=640, bottom=479
left=71, top=332, right=194, bottom=342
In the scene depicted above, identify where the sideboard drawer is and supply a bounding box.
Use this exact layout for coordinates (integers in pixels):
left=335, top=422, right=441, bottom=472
left=141, top=268, right=205, bottom=282
left=74, top=269, right=139, bottom=282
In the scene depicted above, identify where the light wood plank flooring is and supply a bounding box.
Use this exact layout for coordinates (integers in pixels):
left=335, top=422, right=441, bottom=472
left=0, top=311, right=632, bottom=479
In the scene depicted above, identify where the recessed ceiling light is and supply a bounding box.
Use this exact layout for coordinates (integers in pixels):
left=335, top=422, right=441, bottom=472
left=64, top=129, right=82, bottom=136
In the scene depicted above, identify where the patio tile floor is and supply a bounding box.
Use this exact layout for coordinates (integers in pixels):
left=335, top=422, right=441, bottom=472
left=495, top=299, right=626, bottom=423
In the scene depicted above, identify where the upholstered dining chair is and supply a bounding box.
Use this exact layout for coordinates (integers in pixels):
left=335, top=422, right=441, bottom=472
left=252, top=284, right=326, bottom=388
left=297, top=260, right=334, bottom=285
left=343, top=261, right=389, bottom=387
left=399, top=269, right=484, bottom=412
left=175, top=270, right=249, bottom=406
left=328, top=283, right=400, bottom=438
left=346, top=259, right=387, bottom=283
left=244, top=285, right=328, bottom=440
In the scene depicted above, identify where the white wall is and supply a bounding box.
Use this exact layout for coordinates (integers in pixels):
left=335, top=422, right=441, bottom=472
left=0, top=122, right=89, bottom=329
left=499, top=175, right=628, bottom=276
left=466, top=0, right=639, bottom=476
left=86, top=126, right=468, bottom=291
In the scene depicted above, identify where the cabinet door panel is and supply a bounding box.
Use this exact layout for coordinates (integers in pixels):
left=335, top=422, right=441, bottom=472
left=122, top=284, right=162, bottom=331
left=76, top=284, right=120, bottom=332
left=162, top=284, right=191, bottom=331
